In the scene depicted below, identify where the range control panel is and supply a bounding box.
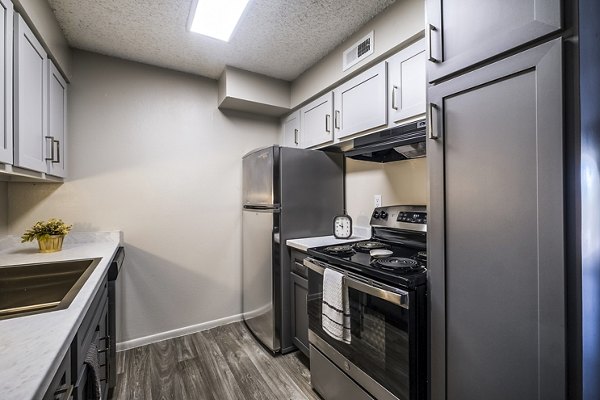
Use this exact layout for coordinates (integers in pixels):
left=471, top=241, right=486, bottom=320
left=370, top=205, right=427, bottom=232
left=397, top=211, right=427, bottom=224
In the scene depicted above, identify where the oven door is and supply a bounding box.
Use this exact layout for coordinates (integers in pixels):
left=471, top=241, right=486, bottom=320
left=305, top=257, right=425, bottom=400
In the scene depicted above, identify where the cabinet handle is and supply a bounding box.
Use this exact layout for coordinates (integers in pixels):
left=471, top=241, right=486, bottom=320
left=98, top=334, right=111, bottom=352
left=428, top=24, right=440, bottom=63
left=53, top=139, right=60, bottom=163
left=53, top=383, right=74, bottom=400
left=334, top=110, right=341, bottom=129
left=428, top=103, right=440, bottom=140
left=45, top=136, right=55, bottom=161
left=325, top=114, right=331, bottom=133
left=391, top=86, right=399, bottom=110
left=294, top=128, right=299, bottom=145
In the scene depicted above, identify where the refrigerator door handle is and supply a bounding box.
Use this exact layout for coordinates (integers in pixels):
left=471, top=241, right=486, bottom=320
left=243, top=205, right=281, bottom=213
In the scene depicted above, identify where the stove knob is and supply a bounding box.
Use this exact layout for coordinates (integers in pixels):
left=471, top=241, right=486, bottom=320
left=380, top=211, right=388, bottom=219
left=372, top=211, right=380, bottom=219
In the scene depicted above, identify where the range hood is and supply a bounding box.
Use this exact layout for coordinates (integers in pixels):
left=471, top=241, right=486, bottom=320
left=344, top=119, right=426, bottom=163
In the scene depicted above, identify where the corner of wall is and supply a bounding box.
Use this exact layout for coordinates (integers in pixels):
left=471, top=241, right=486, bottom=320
left=217, top=69, right=227, bottom=105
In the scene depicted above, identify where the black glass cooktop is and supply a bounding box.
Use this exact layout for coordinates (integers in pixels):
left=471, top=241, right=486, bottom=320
left=307, top=239, right=427, bottom=289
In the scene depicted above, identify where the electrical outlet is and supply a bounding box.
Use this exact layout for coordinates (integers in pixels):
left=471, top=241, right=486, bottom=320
left=374, top=195, right=382, bottom=208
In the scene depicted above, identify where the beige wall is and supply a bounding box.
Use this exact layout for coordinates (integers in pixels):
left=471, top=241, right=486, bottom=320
left=291, top=0, right=425, bottom=108
left=13, top=0, right=72, bottom=79
left=346, top=158, right=428, bottom=228
left=6, top=50, right=279, bottom=343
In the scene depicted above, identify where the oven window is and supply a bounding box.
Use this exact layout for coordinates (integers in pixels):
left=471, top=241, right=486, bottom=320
left=308, top=268, right=416, bottom=400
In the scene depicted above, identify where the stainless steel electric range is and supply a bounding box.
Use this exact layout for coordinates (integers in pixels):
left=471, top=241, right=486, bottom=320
left=305, top=205, right=427, bottom=400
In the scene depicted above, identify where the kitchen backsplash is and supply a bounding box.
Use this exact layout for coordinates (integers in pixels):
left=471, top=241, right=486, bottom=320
left=346, top=157, right=428, bottom=228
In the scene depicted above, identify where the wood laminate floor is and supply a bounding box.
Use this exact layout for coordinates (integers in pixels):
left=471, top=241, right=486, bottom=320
left=115, top=321, right=320, bottom=400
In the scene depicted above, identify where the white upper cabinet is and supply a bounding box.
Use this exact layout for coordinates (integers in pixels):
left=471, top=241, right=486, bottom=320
left=0, top=0, right=12, bottom=165
left=281, top=110, right=301, bottom=148
left=300, top=92, right=333, bottom=149
left=387, top=39, right=426, bottom=126
left=47, top=60, right=67, bottom=177
left=14, top=13, right=48, bottom=173
left=426, top=0, right=561, bottom=83
left=333, top=61, right=387, bottom=141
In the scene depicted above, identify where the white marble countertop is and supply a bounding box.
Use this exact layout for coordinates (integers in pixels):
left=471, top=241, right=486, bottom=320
left=0, top=231, right=122, bottom=400
left=286, top=231, right=370, bottom=252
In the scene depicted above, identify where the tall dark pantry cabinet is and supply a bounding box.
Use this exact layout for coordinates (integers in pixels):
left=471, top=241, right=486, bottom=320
left=425, top=1, right=570, bottom=400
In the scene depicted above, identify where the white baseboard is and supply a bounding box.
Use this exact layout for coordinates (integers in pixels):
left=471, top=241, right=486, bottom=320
left=116, top=313, right=243, bottom=352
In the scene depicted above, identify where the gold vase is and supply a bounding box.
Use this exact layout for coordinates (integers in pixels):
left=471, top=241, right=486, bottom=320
left=37, top=235, right=65, bottom=253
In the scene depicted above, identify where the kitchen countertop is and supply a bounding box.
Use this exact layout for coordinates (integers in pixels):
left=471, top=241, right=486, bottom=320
left=286, top=231, right=370, bottom=252
left=0, top=231, right=122, bottom=400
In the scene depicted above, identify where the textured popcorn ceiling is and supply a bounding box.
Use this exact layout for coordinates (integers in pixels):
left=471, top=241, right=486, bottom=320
left=47, top=0, right=396, bottom=81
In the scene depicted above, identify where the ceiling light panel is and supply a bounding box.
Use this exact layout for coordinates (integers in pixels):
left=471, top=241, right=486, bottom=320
left=189, top=0, right=250, bottom=42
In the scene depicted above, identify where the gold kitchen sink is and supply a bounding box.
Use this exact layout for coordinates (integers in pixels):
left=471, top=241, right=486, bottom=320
left=0, top=258, right=101, bottom=320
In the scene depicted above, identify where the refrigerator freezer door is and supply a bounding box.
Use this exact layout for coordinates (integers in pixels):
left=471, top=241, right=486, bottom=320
left=243, top=146, right=275, bottom=207
left=242, top=208, right=280, bottom=352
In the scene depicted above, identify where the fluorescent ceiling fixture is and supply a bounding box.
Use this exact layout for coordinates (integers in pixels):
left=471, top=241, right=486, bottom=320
left=189, top=0, right=250, bottom=42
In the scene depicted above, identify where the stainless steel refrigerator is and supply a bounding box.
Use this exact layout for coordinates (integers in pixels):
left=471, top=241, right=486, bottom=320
left=242, top=146, right=344, bottom=353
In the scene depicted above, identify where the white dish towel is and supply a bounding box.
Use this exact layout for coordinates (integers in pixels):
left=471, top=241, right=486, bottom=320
left=322, top=268, right=351, bottom=344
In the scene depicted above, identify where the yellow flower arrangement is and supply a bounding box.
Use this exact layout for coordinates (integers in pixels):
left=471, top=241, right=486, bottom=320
left=21, top=218, right=73, bottom=242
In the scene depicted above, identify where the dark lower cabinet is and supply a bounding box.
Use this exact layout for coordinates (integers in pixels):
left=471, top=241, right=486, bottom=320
left=428, top=39, right=565, bottom=400
left=73, top=279, right=110, bottom=400
left=43, top=247, right=124, bottom=400
left=43, top=348, right=73, bottom=400
left=290, top=249, right=310, bottom=357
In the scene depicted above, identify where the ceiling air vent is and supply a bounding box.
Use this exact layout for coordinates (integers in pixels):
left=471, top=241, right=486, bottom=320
left=343, top=31, right=374, bottom=71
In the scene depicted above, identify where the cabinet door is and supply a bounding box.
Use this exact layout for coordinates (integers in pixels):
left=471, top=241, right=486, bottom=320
left=0, top=0, right=12, bottom=164
left=47, top=61, right=67, bottom=177
left=42, top=348, right=72, bottom=400
left=290, top=272, right=309, bottom=357
left=14, top=13, right=48, bottom=173
left=299, top=92, right=333, bottom=148
left=334, top=61, right=386, bottom=140
left=428, top=39, right=564, bottom=400
left=388, top=39, right=426, bottom=125
left=281, top=110, right=300, bottom=148
left=97, top=303, right=109, bottom=399
left=427, top=0, right=561, bottom=82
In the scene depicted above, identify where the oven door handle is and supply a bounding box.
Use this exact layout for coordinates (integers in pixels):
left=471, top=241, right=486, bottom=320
left=304, top=258, right=410, bottom=309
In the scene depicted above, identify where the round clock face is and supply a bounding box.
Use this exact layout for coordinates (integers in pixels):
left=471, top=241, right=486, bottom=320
left=334, top=215, right=352, bottom=239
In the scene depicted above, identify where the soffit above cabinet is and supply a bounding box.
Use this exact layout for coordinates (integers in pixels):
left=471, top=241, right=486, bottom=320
left=47, top=0, right=396, bottom=81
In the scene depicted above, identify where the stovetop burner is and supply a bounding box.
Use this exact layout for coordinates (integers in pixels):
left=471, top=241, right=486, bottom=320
left=353, top=241, right=388, bottom=253
left=374, top=257, right=420, bottom=271
left=308, top=205, right=428, bottom=288
left=323, top=244, right=355, bottom=256
left=308, top=240, right=427, bottom=288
